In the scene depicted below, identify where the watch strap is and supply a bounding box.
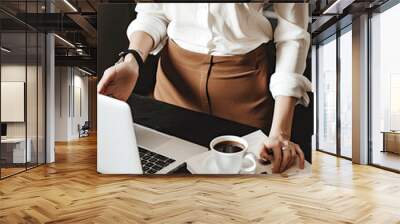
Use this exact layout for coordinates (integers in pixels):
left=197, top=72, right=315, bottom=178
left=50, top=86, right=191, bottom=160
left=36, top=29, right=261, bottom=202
left=118, top=49, right=144, bottom=75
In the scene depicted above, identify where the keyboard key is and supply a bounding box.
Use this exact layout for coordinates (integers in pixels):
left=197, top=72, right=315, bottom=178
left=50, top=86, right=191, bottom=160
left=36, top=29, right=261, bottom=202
left=166, top=159, right=175, bottom=164
left=146, top=151, right=156, bottom=156
left=154, top=154, right=167, bottom=160
left=138, top=147, right=175, bottom=174
left=148, top=169, right=157, bottom=174
left=155, top=160, right=166, bottom=166
left=153, top=165, right=162, bottom=171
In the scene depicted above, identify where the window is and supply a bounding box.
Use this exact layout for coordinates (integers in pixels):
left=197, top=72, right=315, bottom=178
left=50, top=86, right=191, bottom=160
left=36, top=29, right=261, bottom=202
left=370, top=3, right=400, bottom=171
left=317, top=36, right=337, bottom=155
left=316, top=25, right=353, bottom=159
left=339, top=28, right=352, bottom=158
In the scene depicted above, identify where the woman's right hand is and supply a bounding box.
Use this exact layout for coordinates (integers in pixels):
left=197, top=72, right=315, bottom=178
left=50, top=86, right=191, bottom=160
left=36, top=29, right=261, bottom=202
left=97, top=56, right=139, bottom=101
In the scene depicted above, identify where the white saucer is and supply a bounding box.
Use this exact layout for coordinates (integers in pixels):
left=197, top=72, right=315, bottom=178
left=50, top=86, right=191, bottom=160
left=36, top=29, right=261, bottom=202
left=185, top=130, right=312, bottom=175
left=186, top=151, right=226, bottom=174
left=200, top=153, right=220, bottom=174
left=188, top=152, right=256, bottom=174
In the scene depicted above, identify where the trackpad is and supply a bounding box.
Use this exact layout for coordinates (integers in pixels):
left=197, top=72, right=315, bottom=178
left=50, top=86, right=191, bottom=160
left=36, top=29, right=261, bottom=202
left=134, top=124, right=171, bottom=149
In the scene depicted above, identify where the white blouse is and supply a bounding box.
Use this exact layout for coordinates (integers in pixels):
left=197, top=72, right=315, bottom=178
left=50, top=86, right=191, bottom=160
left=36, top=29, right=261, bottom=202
left=127, top=3, right=312, bottom=106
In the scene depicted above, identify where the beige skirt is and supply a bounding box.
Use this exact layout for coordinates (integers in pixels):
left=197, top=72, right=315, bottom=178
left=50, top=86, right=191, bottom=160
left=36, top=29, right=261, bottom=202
left=154, top=39, right=274, bottom=129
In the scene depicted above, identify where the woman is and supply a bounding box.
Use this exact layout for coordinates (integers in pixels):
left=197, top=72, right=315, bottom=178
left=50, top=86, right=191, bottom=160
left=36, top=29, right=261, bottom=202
left=98, top=3, right=311, bottom=173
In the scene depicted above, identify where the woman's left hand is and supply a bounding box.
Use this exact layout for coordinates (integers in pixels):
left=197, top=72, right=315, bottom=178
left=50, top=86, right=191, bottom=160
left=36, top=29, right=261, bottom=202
left=259, top=133, right=305, bottom=173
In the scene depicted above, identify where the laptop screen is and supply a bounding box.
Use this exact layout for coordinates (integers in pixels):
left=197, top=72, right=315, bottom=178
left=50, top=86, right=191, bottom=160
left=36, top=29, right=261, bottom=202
left=1, top=123, right=7, bottom=137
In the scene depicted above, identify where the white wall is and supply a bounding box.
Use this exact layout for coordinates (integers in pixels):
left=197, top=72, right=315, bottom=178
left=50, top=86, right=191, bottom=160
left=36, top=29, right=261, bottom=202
left=54, top=67, right=89, bottom=141
left=72, top=73, right=89, bottom=138
left=55, top=66, right=70, bottom=141
left=1, top=82, right=25, bottom=123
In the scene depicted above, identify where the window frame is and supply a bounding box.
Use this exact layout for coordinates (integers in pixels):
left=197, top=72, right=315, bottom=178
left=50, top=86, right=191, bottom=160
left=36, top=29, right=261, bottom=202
left=315, top=23, right=353, bottom=160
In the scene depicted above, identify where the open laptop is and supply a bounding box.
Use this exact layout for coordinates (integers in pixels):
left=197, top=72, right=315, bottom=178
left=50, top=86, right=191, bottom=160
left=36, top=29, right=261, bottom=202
left=97, top=94, right=208, bottom=174
left=1, top=123, right=7, bottom=140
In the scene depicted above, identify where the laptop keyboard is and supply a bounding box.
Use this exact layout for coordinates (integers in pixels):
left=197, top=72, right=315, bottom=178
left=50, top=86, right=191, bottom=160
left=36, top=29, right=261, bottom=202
left=138, top=147, right=176, bottom=174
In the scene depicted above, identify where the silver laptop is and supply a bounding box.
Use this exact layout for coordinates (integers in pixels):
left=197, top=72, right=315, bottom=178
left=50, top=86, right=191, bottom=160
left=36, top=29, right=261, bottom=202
left=97, top=94, right=207, bottom=174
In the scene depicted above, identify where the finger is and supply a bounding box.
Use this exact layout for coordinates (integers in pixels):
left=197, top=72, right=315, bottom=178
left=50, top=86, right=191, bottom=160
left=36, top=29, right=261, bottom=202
left=97, top=66, right=116, bottom=94
left=270, top=145, right=282, bottom=174
left=260, top=148, right=273, bottom=162
left=288, top=154, right=296, bottom=170
left=285, top=147, right=296, bottom=171
left=278, top=140, right=290, bottom=173
left=279, top=149, right=291, bottom=173
left=294, top=144, right=305, bottom=169
left=263, top=139, right=283, bottom=173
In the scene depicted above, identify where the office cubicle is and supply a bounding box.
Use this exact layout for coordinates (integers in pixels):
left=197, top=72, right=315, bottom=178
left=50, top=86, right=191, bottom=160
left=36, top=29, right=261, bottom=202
left=0, top=1, right=46, bottom=179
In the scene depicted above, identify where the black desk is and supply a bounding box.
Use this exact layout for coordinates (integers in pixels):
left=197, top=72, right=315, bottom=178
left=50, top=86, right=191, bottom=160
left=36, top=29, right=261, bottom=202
left=128, top=94, right=312, bottom=173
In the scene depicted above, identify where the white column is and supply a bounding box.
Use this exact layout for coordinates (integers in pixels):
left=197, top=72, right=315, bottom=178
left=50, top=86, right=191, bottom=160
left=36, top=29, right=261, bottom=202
left=352, top=14, right=369, bottom=164
left=46, top=32, right=56, bottom=163
left=311, top=45, right=317, bottom=151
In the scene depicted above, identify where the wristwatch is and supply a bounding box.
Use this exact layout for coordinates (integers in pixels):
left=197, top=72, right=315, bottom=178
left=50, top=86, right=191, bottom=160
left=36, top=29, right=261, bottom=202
left=117, top=49, right=144, bottom=75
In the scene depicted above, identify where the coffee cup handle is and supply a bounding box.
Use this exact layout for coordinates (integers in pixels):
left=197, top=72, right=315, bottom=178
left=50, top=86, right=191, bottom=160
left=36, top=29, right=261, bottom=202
left=241, top=152, right=257, bottom=173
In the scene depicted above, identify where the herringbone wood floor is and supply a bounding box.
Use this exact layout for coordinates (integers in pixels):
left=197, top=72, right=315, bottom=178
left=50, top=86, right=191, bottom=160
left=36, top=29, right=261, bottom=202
left=1, top=135, right=400, bottom=224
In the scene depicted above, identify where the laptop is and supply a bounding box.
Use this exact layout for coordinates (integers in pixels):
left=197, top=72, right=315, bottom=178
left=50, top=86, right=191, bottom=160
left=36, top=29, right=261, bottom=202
left=97, top=94, right=208, bottom=174
left=1, top=123, right=7, bottom=140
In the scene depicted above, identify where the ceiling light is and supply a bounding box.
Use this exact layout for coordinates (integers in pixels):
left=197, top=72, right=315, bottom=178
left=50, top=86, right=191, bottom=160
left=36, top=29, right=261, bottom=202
left=78, top=67, right=94, bottom=76
left=1, top=47, right=11, bottom=53
left=322, top=0, right=355, bottom=15
left=54, top=34, right=75, bottom=48
left=63, top=0, right=78, bottom=12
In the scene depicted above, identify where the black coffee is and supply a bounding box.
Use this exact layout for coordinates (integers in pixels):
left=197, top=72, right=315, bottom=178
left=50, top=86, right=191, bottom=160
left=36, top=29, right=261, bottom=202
left=214, top=141, right=244, bottom=153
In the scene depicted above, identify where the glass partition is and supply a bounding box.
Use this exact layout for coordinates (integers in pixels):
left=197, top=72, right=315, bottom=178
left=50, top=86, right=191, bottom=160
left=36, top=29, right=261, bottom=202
left=317, top=35, right=337, bottom=155
left=1, top=30, right=28, bottom=178
left=0, top=1, right=46, bottom=179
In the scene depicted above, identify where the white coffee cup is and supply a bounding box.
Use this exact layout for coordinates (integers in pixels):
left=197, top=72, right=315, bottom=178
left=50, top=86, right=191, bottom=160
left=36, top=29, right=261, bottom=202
left=210, top=135, right=257, bottom=174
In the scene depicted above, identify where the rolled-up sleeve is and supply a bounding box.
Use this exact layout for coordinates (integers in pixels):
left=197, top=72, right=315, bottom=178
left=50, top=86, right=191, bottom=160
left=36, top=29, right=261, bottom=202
left=126, top=3, right=169, bottom=54
left=271, top=3, right=312, bottom=106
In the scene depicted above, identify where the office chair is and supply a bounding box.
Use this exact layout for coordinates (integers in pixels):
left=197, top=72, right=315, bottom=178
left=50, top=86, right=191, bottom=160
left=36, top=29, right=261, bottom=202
left=79, top=121, right=90, bottom=138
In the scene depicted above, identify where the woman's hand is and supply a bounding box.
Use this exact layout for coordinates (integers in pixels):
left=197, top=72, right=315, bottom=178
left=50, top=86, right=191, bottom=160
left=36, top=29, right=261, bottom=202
left=97, top=56, right=139, bottom=101
left=260, top=95, right=304, bottom=173
left=260, top=133, right=305, bottom=173
left=97, top=31, right=155, bottom=101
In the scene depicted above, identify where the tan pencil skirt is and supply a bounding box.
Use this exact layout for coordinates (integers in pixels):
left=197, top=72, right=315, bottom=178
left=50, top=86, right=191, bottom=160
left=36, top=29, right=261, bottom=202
left=154, top=39, right=274, bottom=129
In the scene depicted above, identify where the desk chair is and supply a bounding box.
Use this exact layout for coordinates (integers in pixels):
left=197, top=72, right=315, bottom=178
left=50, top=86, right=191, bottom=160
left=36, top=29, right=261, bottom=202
left=79, top=121, right=90, bottom=138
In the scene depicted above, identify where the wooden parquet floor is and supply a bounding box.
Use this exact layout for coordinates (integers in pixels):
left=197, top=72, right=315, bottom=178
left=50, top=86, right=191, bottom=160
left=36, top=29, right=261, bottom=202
left=1, top=134, right=400, bottom=224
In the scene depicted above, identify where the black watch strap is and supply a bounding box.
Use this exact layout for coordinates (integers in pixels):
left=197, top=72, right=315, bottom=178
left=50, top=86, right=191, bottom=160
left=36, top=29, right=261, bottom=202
left=118, top=49, right=144, bottom=74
